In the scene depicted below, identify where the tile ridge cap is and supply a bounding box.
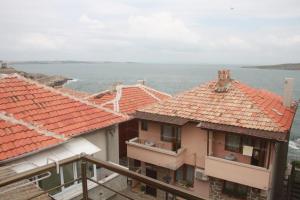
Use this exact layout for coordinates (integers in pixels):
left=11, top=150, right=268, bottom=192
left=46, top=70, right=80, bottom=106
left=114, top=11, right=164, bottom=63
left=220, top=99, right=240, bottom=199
left=138, top=85, right=161, bottom=101
left=14, top=74, right=127, bottom=118
left=139, top=84, right=172, bottom=98
left=234, top=81, right=284, bottom=131
left=0, top=111, right=66, bottom=140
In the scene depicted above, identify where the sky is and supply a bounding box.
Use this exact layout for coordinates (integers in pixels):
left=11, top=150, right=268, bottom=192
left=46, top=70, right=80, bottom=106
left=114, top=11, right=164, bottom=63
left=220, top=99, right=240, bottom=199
left=0, top=0, right=300, bottom=65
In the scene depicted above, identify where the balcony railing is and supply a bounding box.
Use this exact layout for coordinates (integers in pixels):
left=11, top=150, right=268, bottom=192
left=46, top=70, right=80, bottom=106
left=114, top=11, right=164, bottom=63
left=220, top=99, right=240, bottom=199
left=0, top=154, right=205, bottom=200
left=126, top=137, right=186, bottom=170
left=204, top=156, right=271, bottom=190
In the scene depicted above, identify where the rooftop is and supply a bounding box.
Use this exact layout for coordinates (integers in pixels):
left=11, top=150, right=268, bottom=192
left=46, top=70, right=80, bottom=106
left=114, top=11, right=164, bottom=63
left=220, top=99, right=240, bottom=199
left=88, top=82, right=171, bottom=115
left=137, top=70, right=298, bottom=141
left=0, top=74, right=127, bottom=162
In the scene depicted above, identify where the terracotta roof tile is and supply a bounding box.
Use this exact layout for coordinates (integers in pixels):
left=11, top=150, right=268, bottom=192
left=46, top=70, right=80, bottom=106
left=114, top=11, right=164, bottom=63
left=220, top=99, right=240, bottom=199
left=0, top=75, right=126, bottom=139
left=0, top=119, right=63, bottom=161
left=139, top=78, right=298, bottom=136
left=89, top=84, right=171, bottom=115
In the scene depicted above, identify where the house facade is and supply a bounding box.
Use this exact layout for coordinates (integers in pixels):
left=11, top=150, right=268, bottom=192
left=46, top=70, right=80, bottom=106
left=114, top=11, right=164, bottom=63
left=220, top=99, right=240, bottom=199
left=87, top=81, right=171, bottom=164
left=126, top=70, right=298, bottom=200
left=0, top=74, right=127, bottom=199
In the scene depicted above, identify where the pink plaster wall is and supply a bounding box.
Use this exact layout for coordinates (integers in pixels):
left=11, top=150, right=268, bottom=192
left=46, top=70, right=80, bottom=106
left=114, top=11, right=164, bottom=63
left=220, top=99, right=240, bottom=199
left=212, top=132, right=251, bottom=164
left=181, top=123, right=207, bottom=168
left=138, top=121, right=207, bottom=168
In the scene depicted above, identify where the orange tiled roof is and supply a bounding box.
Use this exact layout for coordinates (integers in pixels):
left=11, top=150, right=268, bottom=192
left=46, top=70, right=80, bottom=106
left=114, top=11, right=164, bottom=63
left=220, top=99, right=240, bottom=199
left=0, top=75, right=126, bottom=138
left=57, top=87, right=91, bottom=99
left=0, top=118, right=63, bottom=161
left=89, top=84, right=171, bottom=115
left=139, top=79, right=297, bottom=134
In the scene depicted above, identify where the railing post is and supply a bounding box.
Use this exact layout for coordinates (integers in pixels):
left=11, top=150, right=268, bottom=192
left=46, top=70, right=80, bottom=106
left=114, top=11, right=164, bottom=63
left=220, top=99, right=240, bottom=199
left=81, top=158, right=89, bottom=200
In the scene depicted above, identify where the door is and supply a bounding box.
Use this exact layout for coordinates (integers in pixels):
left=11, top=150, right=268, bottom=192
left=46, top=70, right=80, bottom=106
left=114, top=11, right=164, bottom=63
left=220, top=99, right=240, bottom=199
left=146, top=168, right=157, bottom=197
left=251, top=140, right=266, bottom=167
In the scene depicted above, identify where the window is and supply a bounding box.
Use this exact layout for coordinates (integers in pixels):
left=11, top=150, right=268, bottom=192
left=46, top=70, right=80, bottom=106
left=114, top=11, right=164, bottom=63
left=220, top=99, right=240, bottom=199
left=223, top=181, right=248, bottom=199
left=161, top=124, right=181, bottom=151
left=63, top=163, right=75, bottom=188
left=38, top=168, right=62, bottom=195
left=225, top=134, right=241, bottom=152
left=141, top=120, right=148, bottom=131
left=175, top=164, right=195, bottom=187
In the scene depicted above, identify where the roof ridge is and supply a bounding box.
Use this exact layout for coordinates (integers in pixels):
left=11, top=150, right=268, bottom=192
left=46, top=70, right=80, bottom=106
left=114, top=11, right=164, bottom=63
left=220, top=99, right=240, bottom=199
left=139, top=84, right=172, bottom=98
left=234, top=82, right=289, bottom=131
left=138, top=85, right=161, bottom=102
left=0, top=111, right=66, bottom=140
left=88, top=89, right=111, bottom=99
left=5, top=74, right=128, bottom=119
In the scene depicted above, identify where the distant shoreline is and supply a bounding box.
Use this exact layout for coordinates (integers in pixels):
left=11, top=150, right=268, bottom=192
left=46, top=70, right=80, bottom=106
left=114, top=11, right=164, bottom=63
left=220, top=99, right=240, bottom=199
left=9, top=61, right=140, bottom=65
left=243, top=63, right=300, bottom=70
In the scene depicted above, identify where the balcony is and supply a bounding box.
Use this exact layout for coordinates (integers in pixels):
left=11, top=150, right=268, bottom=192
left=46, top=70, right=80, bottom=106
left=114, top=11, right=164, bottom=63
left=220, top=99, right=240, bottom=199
left=204, top=156, right=271, bottom=190
left=0, top=154, right=204, bottom=200
left=126, top=137, right=186, bottom=170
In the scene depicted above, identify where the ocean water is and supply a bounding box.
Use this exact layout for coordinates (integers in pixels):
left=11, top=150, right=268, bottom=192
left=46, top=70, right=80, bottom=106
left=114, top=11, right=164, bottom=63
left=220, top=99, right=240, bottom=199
left=12, top=63, right=300, bottom=160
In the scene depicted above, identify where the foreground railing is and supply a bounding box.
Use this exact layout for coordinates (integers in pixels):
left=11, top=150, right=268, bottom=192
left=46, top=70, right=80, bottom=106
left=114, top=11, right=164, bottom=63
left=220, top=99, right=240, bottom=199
left=0, top=154, right=206, bottom=200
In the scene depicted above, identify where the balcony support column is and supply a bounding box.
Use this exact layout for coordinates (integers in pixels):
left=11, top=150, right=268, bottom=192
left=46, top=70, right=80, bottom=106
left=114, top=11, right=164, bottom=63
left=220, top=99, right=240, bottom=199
left=81, top=159, right=89, bottom=200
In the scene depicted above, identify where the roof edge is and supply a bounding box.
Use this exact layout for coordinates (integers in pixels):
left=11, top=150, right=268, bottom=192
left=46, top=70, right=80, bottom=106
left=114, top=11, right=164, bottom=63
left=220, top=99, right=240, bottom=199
left=197, top=121, right=288, bottom=142
left=134, top=111, right=189, bottom=125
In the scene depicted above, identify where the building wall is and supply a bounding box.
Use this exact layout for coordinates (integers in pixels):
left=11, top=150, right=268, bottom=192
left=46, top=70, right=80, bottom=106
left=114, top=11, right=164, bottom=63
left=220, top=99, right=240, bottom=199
left=212, top=132, right=251, bottom=165
left=83, top=129, right=107, bottom=161
left=83, top=125, right=119, bottom=163
left=119, top=119, right=139, bottom=158
left=181, top=122, right=207, bottom=168
left=139, top=121, right=207, bottom=168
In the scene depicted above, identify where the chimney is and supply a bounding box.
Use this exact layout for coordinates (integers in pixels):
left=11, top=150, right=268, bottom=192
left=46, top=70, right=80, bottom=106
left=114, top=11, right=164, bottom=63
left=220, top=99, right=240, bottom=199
left=283, top=78, right=294, bottom=107
left=137, top=79, right=145, bottom=85
left=111, top=82, right=122, bottom=92
left=215, top=69, right=231, bottom=92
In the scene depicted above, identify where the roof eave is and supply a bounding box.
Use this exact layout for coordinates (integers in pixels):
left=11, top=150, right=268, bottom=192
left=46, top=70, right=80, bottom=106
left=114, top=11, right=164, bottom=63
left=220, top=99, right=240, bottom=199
left=197, top=121, right=288, bottom=142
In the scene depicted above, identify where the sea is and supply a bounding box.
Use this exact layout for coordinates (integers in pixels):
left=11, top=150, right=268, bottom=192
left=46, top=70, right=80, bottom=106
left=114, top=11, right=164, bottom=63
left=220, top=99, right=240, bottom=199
left=12, top=62, right=300, bottom=161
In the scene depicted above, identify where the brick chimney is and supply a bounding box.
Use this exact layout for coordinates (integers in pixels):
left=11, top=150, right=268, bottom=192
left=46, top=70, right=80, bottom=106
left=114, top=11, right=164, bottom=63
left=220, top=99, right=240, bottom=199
left=215, top=69, right=232, bottom=92
left=283, top=78, right=294, bottom=108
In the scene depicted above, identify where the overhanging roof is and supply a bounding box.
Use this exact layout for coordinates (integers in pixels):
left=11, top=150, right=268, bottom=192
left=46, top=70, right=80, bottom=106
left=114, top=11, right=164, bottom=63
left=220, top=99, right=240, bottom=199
left=134, top=111, right=189, bottom=125
left=11, top=137, right=101, bottom=173
left=197, top=121, right=288, bottom=142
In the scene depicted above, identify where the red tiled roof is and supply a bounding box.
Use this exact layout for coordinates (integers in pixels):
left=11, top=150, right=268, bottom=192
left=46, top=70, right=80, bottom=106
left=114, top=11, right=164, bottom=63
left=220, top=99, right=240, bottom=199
left=0, top=119, right=62, bottom=161
left=0, top=75, right=126, bottom=138
left=139, top=80, right=297, bottom=135
left=57, top=87, right=91, bottom=99
left=89, top=84, right=171, bottom=115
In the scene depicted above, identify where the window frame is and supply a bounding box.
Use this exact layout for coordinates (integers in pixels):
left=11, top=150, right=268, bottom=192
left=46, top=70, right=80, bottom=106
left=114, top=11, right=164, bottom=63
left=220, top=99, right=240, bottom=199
left=225, top=133, right=242, bottom=153
left=141, top=120, right=148, bottom=131
left=175, top=164, right=195, bottom=187
left=223, top=181, right=248, bottom=199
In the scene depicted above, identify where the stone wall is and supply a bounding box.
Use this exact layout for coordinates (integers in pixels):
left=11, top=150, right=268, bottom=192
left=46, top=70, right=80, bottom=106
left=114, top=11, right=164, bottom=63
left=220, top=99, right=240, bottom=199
left=209, top=177, right=268, bottom=200
left=209, top=177, right=224, bottom=200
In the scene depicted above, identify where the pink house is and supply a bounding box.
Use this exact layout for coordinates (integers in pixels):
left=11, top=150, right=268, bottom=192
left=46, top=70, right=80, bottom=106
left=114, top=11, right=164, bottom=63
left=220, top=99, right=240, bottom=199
left=126, top=70, right=298, bottom=200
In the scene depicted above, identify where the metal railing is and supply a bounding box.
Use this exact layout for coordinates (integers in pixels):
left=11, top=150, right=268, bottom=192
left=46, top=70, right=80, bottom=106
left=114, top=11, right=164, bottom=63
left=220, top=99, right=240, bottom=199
left=0, top=154, right=206, bottom=200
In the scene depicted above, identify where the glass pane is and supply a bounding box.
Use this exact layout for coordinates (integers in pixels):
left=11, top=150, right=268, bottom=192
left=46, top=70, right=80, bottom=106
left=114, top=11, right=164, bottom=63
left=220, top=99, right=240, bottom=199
left=175, top=166, right=183, bottom=181
left=38, top=168, right=61, bottom=195
left=186, top=166, right=194, bottom=184
left=63, top=163, right=74, bottom=188
left=226, top=134, right=241, bottom=151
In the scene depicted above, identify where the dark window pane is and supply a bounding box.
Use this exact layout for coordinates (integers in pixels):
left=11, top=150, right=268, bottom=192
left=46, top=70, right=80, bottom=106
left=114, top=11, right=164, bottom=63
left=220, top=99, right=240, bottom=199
left=39, top=168, right=61, bottom=195
left=225, top=134, right=241, bottom=152
left=141, top=120, right=148, bottom=131
left=63, top=163, right=74, bottom=188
